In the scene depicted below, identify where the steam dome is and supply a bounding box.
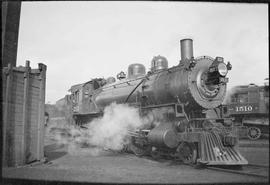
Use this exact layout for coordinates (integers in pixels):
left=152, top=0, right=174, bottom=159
left=128, top=63, right=146, bottom=78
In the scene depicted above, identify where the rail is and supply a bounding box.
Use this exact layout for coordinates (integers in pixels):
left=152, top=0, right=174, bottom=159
left=205, top=164, right=269, bottom=179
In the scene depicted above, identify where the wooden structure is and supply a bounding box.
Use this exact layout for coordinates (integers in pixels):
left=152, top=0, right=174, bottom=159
left=2, top=61, right=47, bottom=167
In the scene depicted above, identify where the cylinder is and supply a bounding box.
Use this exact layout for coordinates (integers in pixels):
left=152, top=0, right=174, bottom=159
left=147, top=127, right=178, bottom=148
left=180, top=38, right=193, bottom=61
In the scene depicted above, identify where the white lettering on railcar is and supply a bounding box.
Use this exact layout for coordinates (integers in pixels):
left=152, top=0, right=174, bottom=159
left=235, top=105, right=253, bottom=112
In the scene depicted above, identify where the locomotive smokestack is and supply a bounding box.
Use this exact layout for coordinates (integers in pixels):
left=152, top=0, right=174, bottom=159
left=180, top=38, right=193, bottom=61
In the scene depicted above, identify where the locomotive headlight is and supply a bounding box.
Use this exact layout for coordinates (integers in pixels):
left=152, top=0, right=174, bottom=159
left=217, top=63, right=228, bottom=76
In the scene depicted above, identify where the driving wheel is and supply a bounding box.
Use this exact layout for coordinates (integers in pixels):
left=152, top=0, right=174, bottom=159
left=176, top=142, right=197, bottom=164
left=247, top=127, right=261, bottom=140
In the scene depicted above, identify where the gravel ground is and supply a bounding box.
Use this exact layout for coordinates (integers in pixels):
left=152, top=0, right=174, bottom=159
left=2, top=153, right=268, bottom=184
left=3, top=140, right=269, bottom=184
left=2, top=118, right=269, bottom=184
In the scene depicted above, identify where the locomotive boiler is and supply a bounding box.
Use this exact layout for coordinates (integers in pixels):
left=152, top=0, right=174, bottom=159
left=69, top=38, right=248, bottom=166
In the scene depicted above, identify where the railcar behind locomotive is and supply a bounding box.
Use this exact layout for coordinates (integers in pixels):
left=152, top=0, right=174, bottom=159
left=68, top=38, right=248, bottom=166
left=223, top=79, right=269, bottom=140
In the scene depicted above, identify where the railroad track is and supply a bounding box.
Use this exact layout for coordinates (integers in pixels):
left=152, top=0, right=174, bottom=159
left=206, top=163, right=269, bottom=179
left=140, top=153, right=269, bottom=180
left=142, top=155, right=269, bottom=179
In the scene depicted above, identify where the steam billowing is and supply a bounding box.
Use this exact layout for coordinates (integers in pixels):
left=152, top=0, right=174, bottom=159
left=46, top=103, right=150, bottom=156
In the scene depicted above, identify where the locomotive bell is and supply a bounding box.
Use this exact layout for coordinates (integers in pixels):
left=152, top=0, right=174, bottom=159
left=106, top=77, right=116, bottom=84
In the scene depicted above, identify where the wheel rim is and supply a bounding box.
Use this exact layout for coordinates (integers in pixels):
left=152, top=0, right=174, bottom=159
left=130, top=137, right=150, bottom=156
left=248, top=127, right=261, bottom=140
left=177, top=142, right=197, bottom=164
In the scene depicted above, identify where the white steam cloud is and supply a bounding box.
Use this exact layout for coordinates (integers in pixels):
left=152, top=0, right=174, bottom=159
left=46, top=103, right=148, bottom=156
left=85, top=103, right=144, bottom=150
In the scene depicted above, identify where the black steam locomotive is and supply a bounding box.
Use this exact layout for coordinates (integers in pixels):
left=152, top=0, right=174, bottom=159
left=68, top=39, right=248, bottom=166
left=223, top=79, right=269, bottom=140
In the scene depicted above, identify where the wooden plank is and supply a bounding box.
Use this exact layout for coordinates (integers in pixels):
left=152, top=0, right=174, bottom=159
left=29, top=82, right=40, bottom=89
left=13, top=73, right=24, bottom=81
left=10, top=103, right=23, bottom=110
left=11, top=94, right=25, bottom=101
left=29, top=117, right=38, bottom=122
left=20, top=61, right=31, bottom=165
left=9, top=116, right=23, bottom=122
left=2, top=63, right=13, bottom=166
left=29, top=85, right=40, bottom=89
left=29, top=77, right=41, bottom=87
left=29, top=90, right=41, bottom=96
left=27, top=108, right=38, bottom=114
left=28, top=89, right=41, bottom=96
left=36, top=63, right=46, bottom=160
left=12, top=74, right=24, bottom=82
left=9, top=112, right=23, bottom=120
left=9, top=107, right=23, bottom=115
left=11, top=92, right=24, bottom=99
left=11, top=90, right=25, bottom=97
left=12, top=79, right=24, bottom=85
left=28, top=110, right=38, bottom=115
left=30, top=131, right=38, bottom=160
left=28, top=101, right=39, bottom=106
left=28, top=105, right=38, bottom=110
left=9, top=121, right=23, bottom=127
left=13, top=67, right=27, bottom=73
left=10, top=117, right=24, bottom=124
left=28, top=105, right=39, bottom=110
left=11, top=81, right=25, bottom=89
left=14, top=126, right=24, bottom=136
left=11, top=89, right=24, bottom=95
left=11, top=94, right=23, bottom=102
left=9, top=104, right=24, bottom=112
left=13, top=70, right=24, bottom=76
left=30, top=69, right=41, bottom=74
left=28, top=99, right=39, bottom=104
left=28, top=96, right=40, bottom=102
left=10, top=95, right=24, bottom=102
left=29, top=92, right=40, bottom=97
left=28, top=110, right=39, bottom=116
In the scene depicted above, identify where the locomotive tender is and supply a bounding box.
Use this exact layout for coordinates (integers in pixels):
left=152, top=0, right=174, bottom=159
left=69, top=38, right=248, bottom=166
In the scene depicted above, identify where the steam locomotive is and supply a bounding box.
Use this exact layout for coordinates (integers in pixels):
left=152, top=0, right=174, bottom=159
left=68, top=39, right=248, bottom=166
left=223, top=79, right=269, bottom=140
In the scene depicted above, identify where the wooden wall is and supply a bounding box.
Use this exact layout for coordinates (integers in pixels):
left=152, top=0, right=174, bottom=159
left=2, top=61, right=47, bottom=167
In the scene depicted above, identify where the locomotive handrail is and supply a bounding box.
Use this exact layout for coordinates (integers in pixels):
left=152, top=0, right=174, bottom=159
left=189, top=117, right=232, bottom=121
left=99, top=65, right=180, bottom=91
left=125, top=78, right=146, bottom=103
left=140, top=103, right=176, bottom=109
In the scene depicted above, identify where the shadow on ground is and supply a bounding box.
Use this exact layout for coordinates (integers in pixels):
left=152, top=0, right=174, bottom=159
left=44, top=143, right=67, bottom=161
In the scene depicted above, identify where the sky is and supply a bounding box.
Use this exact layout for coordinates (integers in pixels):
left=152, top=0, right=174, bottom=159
left=16, top=1, right=268, bottom=104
